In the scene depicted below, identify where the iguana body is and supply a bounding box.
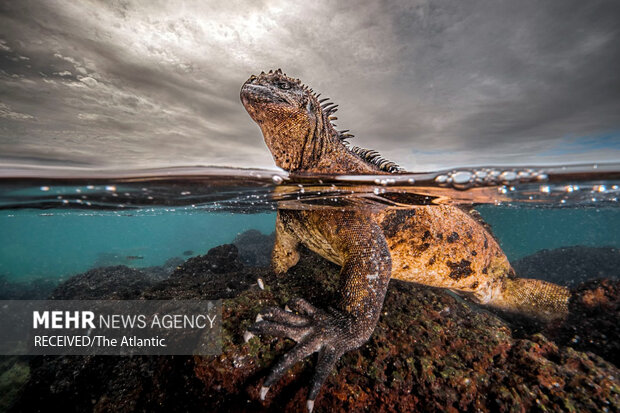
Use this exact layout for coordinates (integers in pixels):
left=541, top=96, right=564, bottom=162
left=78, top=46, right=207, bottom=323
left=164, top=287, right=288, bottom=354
left=240, top=69, right=570, bottom=410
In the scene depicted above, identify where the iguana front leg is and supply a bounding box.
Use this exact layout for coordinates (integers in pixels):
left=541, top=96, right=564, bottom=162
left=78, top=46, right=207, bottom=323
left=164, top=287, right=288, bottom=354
left=247, top=215, right=392, bottom=411
left=272, top=211, right=300, bottom=275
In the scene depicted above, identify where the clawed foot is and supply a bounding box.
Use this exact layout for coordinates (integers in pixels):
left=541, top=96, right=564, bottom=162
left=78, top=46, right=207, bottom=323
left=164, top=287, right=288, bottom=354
left=245, top=298, right=364, bottom=412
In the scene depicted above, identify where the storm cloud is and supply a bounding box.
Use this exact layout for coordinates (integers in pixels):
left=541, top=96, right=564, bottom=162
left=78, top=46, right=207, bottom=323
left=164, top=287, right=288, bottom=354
left=1, top=0, right=619, bottom=171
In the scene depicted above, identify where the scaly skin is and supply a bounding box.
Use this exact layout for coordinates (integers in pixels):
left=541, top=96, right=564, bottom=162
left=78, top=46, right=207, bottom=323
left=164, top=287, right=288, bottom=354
left=240, top=69, right=570, bottom=410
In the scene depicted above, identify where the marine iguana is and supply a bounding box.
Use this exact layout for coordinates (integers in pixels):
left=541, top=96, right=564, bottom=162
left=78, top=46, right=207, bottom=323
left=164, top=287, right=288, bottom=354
left=240, top=69, right=570, bottom=411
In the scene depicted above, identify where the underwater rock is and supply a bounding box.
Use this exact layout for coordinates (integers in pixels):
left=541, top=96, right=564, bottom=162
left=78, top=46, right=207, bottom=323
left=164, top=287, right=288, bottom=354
left=11, top=354, right=207, bottom=413
left=49, top=265, right=157, bottom=300
left=142, top=247, right=266, bottom=301
left=12, top=245, right=620, bottom=412
left=191, top=249, right=620, bottom=412
left=171, top=244, right=243, bottom=277
left=233, top=229, right=275, bottom=267
left=514, top=246, right=620, bottom=287
left=10, top=246, right=268, bottom=412
left=144, top=256, right=185, bottom=280
left=545, top=278, right=620, bottom=367
left=0, top=356, right=29, bottom=412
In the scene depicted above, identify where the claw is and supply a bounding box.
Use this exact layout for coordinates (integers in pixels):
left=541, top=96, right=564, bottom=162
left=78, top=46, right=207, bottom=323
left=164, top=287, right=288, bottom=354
left=261, top=306, right=310, bottom=326
left=248, top=318, right=309, bottom=341
left=255, top=314, right=263, bottom=322
left=284, top=305, right=291, bottom=312
left=287, top=297, right=317, bottom=316
left=307, top=399, right=315, bottom=413
left=308, top=347, right=338, bottom=401
left=243, top=330, right=255, bottom=343
left=260, top=385, right=269, bottom=400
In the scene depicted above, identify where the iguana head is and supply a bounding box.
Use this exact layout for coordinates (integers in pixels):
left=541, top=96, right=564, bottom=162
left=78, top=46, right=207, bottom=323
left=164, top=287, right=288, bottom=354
left=240, top=69, right=401, bottom=174
left=240, top=69, right=316, bottom=125
left=240, top=69, right=332, bottom=172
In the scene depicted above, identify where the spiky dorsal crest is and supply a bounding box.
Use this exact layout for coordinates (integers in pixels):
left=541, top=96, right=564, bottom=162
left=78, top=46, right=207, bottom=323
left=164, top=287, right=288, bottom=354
left=347, top=146, right=402, bottom=173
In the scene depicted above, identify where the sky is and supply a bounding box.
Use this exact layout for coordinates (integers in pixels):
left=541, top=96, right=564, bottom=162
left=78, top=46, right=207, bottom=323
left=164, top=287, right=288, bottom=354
left=1, top=0, right=619, bottom=172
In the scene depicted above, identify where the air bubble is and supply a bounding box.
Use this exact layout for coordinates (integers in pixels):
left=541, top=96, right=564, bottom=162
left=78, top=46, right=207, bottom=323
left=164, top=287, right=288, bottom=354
left=499, top=171, right=517, bottom=182
left=452, top=171, right=473, bottom=185
left=375, top=178, right=395, bottom=186
left=40, top=186, right=50, bottom=191
left=271, top=175, right=284, bottom=184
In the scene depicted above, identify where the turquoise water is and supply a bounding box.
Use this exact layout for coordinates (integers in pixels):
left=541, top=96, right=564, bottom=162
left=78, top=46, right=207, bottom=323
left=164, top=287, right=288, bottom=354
left=1, top=206, right=618, bottom=282
left=0, top=210, right=275, bottom=281
left=478, top=205, right=620, bottom=260
left=0, top=205, right=620, bottom=281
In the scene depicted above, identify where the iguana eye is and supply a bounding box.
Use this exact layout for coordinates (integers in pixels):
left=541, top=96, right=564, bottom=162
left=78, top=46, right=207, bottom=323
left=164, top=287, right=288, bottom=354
left=278, top=82, right=290, bottom=90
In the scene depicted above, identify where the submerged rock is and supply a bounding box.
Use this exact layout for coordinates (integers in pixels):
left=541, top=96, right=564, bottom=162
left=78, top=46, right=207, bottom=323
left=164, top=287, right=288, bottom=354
left=233, top=229, right=275, bottom=267
left=514, top=246, right=620, bottom=287
left=144, top=256, right=185, bottom=280
left=49, top=265, right=157, bottom=300
left=0, top=356, right=29, bottom=412
left=545, top=278, right=620, bottom=367
left=172, top=244, right=243, bottom=276
left=10, top=245, right=620, bottom=412
left=192, top=250, right=620, bottom=412
left=10, top=244, right=268, bottom=413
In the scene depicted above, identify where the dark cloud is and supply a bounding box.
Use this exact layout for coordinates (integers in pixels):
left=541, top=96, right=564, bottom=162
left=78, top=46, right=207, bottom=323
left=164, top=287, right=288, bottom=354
left=0, top=0, right=619, bottom=171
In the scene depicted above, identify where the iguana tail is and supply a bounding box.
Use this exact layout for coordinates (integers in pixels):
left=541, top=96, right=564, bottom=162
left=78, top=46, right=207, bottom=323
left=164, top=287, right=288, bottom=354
left=488, top=278, right=570, bottom=321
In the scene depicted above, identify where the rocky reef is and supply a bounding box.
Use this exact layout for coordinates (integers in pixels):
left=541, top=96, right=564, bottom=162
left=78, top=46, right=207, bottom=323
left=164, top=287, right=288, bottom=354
left=6, top=238, right=620, bottom=412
